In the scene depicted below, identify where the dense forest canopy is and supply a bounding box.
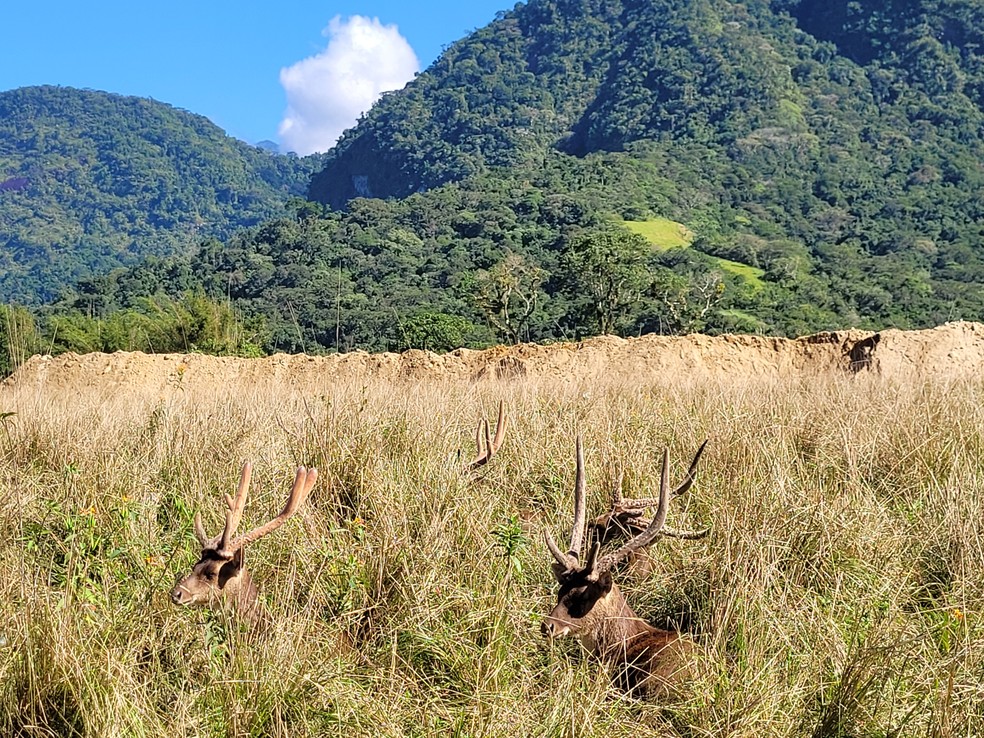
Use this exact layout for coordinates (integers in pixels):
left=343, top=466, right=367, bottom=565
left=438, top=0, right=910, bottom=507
left=0, top=86, right=325, bottom=303
left=2, top=0, right=984, bottom=370
left=306, top=0, right=984, bottom=326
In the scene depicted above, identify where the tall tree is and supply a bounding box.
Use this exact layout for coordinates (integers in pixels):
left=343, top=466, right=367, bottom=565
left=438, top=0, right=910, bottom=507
left=560, top=229, right=653, bottom=336
left=473, top=252, right=547, bottom=344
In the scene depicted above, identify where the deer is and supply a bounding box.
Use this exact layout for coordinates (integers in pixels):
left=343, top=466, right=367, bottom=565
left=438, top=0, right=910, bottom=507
left=542, top=436, right=710, bottom=699
left=170, top=462, right=318, bottom=625
left=463, top=400, right=507, bottom=471
left=588, top=439, right=709, bottom=547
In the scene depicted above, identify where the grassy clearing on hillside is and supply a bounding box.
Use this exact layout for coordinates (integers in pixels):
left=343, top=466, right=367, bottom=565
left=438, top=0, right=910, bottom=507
left=619, top=220, right=765, bottom=292
left=707, top=256, right=767, bottom=292
left=621, top=218, right=693, bottom=250
left=1, top=371, right=982, bottom=736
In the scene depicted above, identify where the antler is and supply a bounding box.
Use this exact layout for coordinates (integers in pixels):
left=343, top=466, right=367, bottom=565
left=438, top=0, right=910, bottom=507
left=195, top=463, right=318, bottom=556
left=619, top=439, right=708, bottom=506
left=545, top=434, right=588, bottom=575
left=220, top=461, right=253, bottom=553
left=594, top=450, right=672, bottom=575
left=193, top=513, right=209, bottom=547
left=547, top=440, right=711, bottom=580
left=465, top=400, right=507, bottom=470
left=590, top=440, right=710, bottom=541
left=225, top=466, right=319, bottom=552
left=192, top=461, right=253, bottom=551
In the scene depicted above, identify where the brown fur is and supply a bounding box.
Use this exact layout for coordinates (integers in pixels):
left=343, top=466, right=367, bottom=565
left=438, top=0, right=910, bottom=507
left=542, top=571, right=694, bottom=699
left=170, top=547, right=268, bottom=627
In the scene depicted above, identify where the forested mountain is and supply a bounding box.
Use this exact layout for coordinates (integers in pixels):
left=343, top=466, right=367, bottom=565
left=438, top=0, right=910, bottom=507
left=305, top=0, right=984, bottom=330
left=0, top=86, right=325, bottom=303
left=4, top=0, right=984, bottom=367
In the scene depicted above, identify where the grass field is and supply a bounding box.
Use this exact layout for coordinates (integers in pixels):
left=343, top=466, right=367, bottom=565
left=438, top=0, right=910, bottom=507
left=620, top=219, right=765, bottom=293
left=621, top=218, right=694, bottom=250
left=1, top=370, right=982, bottom=736
left=706, top=257, right=767, bottom=293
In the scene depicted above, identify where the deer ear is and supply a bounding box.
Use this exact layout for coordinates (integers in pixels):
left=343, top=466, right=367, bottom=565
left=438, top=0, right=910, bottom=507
left=218, top=548, right=244, bottom=588
left=594, top=569, right=613, bottom=594
left=551, top=561, right=571, bottom=584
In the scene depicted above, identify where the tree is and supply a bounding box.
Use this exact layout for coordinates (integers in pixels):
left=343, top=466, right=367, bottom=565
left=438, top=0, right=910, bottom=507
left=473, top=252, right=546, bottom=344
left=647, top=270, right=725, bottom=335
left=396, top=311, right=474, bottom=353
left=560, top=228, right=652, bottom=336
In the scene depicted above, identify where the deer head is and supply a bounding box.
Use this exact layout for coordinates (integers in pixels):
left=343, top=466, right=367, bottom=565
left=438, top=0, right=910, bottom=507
left=170, top=462, right=318, bottom=620
left=463, top=400, right=507, bottom=471
left=541, top=437, right=708, bottom=696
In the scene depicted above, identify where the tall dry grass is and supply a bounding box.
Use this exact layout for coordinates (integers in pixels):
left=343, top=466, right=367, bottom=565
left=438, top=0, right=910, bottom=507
left=0, top=370, right=981, bottom=737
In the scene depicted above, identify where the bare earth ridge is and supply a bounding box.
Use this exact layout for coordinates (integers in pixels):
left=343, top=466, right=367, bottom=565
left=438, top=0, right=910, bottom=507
left=3, top=322, right=983, bottom=398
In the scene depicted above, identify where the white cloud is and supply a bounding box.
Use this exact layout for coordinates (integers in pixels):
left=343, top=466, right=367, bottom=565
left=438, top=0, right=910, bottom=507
left=278, top=16, right=420, bottom=156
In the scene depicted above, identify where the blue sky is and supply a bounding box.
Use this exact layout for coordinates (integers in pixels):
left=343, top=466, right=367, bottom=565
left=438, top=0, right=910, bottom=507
left=1, top=1, right=512, bottom=151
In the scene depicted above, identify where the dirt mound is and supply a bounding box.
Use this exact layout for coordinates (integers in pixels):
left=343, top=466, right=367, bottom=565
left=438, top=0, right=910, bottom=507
left=4, top=322, right=982, bottom=398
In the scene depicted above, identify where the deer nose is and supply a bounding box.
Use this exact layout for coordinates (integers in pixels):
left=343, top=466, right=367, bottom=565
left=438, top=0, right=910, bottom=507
left=541, top=619, right=554, bottom=638
left=170, top=587, right=185, bottom=605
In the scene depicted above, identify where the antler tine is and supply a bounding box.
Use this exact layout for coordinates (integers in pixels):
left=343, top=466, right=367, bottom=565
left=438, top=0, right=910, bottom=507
left=544, top=434, right=589, bottom=573
left=608, top=460, right=626, bottom=509
left=465, top=400, right=507, bottom=470
left=490, top=400, right=507, bottom=455
left=475, top=418, right=488, bottom=460
left=661, top=525, right=712, bottom=540
left=582, top=540, right=601, bottom=574
left=193, top=511, right=209, bottom=547
left=227, top=466, right=318, bottom=552
left=465, top=419, right=492, bottom=470
left=218, top=461, right=252, bottom=554
left=619, top=439, right=709, bottom=507
left=596, top=449, right=671, bottom=573
left=545, top=529, right=577, bottom=571
left=482, top=419, right=493, bottom=461
left=669, top=438, right=708, bottom=497
left=568, top=434, right=588, bottom=556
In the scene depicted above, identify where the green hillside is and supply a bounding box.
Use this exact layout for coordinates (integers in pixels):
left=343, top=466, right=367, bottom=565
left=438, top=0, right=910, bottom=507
left=0, top=86, right=325, bottom=303
left=304, top=0, right=984, bottom=332
left=5, top=0, right=984, bottom=362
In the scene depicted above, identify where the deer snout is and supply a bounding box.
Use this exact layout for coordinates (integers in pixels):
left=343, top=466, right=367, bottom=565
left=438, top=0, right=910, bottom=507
left=170, top=584, right=190, bottom=606
left=541, top=617, right=570, bottom=639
